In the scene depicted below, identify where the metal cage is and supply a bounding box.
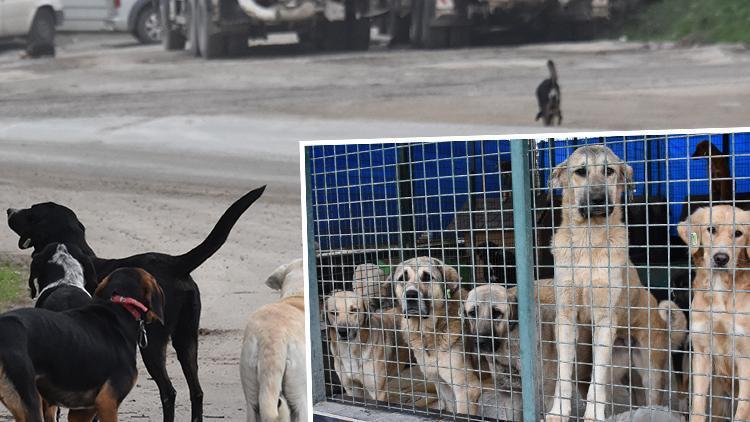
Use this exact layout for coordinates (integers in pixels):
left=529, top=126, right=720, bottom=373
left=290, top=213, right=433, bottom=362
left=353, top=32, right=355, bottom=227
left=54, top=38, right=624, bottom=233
left=303, top=130, right=750, bottom=421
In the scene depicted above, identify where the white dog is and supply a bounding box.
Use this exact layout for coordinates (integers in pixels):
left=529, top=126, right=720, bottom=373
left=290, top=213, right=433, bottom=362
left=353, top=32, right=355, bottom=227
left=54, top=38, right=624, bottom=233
left=240, top=259, right=306, bottom=422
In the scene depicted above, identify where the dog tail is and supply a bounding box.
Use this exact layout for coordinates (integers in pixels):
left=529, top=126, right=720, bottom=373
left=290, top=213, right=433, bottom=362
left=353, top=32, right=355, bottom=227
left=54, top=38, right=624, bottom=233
left=547, top=59, right=557, bottom=82
left=175, top=185, right=266, bottom=274
left=657, top=300, right=688, bottom=348
left=258, top=341, right=291, bottom=422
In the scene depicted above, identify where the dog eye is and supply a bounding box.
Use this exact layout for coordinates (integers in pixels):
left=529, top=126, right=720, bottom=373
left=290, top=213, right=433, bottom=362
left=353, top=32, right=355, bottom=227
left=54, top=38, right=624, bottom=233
left=491, top=309, right=503, bottom=319
left=736, top=230, right=743, bottom=238
left=605, top=167, right=615, bottom=176
left=708, top=226, right=717, bottom=235
left=465, top=308, right=476, bottom=318
left=574, top=168, right=587, bottom=177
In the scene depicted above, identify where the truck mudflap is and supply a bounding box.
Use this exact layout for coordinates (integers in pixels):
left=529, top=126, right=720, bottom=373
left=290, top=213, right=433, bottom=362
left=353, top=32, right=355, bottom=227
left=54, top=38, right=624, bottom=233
left=236, top=0, right=318, bottom=22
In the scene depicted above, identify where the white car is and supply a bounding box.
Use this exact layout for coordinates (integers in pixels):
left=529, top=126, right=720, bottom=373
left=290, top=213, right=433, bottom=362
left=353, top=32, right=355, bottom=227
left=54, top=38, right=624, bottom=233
left=0, top=0, right=64, bottom=56
left=105, top=0, right=160, bottom=43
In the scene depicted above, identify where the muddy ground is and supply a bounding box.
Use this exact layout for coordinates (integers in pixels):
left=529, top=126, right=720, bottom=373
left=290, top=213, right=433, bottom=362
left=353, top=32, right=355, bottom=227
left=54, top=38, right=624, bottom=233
left=0, top=32, right=748, bottom=420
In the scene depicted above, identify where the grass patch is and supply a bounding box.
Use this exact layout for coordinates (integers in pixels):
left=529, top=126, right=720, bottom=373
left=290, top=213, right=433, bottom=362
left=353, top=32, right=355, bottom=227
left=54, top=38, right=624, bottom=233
left=623, top=0, right=750, bottom=44
left=0, top=260, right=26, bottom=311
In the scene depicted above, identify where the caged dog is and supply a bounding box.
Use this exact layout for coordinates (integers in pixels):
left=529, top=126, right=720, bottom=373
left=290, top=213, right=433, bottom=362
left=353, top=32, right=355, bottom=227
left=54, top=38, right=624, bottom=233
left=6, top=186, right=266, bottom=422
left=240, top=259, right=307, bottom=422
left=678, top=206, right=750, bottom=421
left=465, top=282, right=688, bottom=419
left=0, top=267, right=164, bottom=422
left=546, top=145, right=678, bottom=421
left=535, top=59, right=562, bottom=126
left=389, top=257, right=484, bottom=415
left=29, top=243, right=97, bottom=312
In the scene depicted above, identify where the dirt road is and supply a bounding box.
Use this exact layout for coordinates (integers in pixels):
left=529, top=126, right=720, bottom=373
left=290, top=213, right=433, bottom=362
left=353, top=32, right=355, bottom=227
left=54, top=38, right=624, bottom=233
left=0, top=32, right=748, bottom=421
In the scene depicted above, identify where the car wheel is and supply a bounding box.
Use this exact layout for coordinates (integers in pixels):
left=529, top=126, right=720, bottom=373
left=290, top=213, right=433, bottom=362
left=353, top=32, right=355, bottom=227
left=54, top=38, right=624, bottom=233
left=197, top=0, right=225, bottom=59
left=26, top=8, right=56, bottom=57
left=135, top=5, right=161, bottom=44
left=161, top=0, right=186, bottom=50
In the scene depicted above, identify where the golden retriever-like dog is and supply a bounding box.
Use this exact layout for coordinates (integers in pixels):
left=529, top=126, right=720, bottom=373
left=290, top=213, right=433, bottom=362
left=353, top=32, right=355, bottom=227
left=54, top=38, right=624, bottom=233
left=547, top=145, right=676, bottom=421
left=390, top=256, right=483, bottom=415
left=465, top=282, right=688, bottom=418
left=678, top=205, right=750, bottom=421
left=324, top=290, right=412, bottom=401
left=240, top=259, right=306, bottom=422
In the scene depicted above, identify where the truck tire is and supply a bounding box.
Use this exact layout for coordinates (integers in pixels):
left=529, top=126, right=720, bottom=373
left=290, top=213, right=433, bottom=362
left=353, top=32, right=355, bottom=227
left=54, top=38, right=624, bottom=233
left=134, top=4, right=161, bottom=44
left=187, top=0, right=200, bottom=55
left=197, top=0, right=226, bottom=58
left=26, top=8, right=56, bottom=58
left=161, top=0, right=186, bottom=50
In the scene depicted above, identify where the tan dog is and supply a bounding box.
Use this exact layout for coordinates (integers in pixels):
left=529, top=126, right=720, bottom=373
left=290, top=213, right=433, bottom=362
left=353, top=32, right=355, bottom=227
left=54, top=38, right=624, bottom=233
left=353, top=263, right=392, bottom=310
left=324, top=290, right=412, bottom=401
left=240, top=259, right=306, bottom=422
left=390, top=256, right=483, bottom=415
left=547, top=145, right=676, bottom=421
left=678, top=206, right=750, bottom=421
left=465, top=282, right=688, bottom=419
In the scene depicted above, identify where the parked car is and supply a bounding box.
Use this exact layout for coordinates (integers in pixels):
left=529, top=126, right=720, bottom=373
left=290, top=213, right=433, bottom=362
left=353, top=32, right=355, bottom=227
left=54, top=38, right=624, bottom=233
left=0, top=0, right=64, bottom=56
left=106, top=0, right=160, bottom=43
left=58, top=0, right=109, bottom=31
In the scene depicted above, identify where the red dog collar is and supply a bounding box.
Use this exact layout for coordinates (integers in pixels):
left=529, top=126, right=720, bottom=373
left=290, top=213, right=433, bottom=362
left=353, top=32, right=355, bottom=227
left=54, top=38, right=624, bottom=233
left=111, top=295, right=149, bottom=320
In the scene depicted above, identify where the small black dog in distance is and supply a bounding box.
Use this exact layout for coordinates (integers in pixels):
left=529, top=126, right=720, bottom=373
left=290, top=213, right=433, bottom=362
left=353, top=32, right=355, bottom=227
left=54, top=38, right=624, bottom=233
left=30, top=243, right=97, bottom=312
left=0, top=267, right=164, bottom=422
left=6, top=185, right=266, bottom=422
left=535, top=59, right=562, bottom=126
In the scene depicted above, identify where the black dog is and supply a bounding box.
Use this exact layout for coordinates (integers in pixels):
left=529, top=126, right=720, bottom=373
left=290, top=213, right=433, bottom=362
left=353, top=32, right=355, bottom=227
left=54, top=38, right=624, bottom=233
left=535, top=59, right=562, bottom=126
left=30, top=243, right=96, bottom=312
left=0, top=267, right=164, bottom=422
left=6, top=185, right=266, bottom=422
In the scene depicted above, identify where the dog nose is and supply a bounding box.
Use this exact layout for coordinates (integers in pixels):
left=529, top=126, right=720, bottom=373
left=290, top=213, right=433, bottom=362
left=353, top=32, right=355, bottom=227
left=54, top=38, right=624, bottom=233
left=405, top=290, right=419, bottom=299
left=6, top=208, right=17, bottom=217
left=713, top=253, right=730, bottom=267
left=337, top=327, right=349, bottom=339
left=589, top=195, right=607, bottom=206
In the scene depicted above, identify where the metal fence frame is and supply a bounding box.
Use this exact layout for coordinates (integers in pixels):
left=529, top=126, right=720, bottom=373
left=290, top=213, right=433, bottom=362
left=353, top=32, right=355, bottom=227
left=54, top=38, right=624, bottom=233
left=302, top=128, right=750, bottom=421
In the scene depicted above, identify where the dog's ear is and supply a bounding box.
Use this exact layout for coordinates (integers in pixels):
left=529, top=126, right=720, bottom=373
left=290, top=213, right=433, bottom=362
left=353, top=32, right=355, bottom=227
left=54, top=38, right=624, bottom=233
left=27, top=258, right=40, bottom=299
left=441, top=264, right=461, bottom=294
left=140, top=270, right=165, bottom=325
left=619, top=162, right=635, bottom=201
left=506, top=288, right=519, bottom=331
left=678, top=207, right=707, bottom=258
left=78, top=221, right=86, bottom=233
left=265, top=263, right=289, bottom=291
left=548, top=158, right=570, bottom=199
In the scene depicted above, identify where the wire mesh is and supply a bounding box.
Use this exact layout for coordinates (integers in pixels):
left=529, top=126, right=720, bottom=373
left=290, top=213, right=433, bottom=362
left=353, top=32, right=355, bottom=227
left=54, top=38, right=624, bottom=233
left=307, top=131, right=750, bottom=421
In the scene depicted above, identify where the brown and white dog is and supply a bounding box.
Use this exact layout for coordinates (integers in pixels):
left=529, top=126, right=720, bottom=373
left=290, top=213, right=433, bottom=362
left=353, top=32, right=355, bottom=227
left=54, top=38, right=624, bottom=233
left=240, top=259, right=307, bottom=422
left=465, top=282, right=688, bottom=418
left=325, top=290, right=414, bottom=402
left=678, top=206, right=750, bottom=421
left=546, top=145, right=676, bottom=421
left=390, top=257, right=484, bottom=415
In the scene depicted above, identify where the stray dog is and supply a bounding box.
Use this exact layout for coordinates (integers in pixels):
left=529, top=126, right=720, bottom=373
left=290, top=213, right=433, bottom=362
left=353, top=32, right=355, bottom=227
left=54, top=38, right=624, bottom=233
left=0, top=267, right=164, bottom=422
left=353, top=263, right=391, bottom=310
left=678, top=206, right=750, bottom=421
left=29, top=243, right=97, bottom=311
left=6, top=185, right=266, bottom=422
left=325, top=290, right=412, bottom=402
left=547, top=145, right=674, bottom=421
left=466, top=281, right=688, bottom=420
left=692, top=140, right=732, bottom=202
left=240, top=259, right=307, bottom=422
left=535, top=59, right=562, bottom=126
left=390, top=257, right=483, bottom=415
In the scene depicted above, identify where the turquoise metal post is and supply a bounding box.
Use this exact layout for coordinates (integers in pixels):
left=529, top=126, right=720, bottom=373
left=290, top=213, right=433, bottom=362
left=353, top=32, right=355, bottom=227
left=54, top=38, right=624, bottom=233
left=305, top=147, right=326, bottom=404
left=510, top=140, right=539, bottom=421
